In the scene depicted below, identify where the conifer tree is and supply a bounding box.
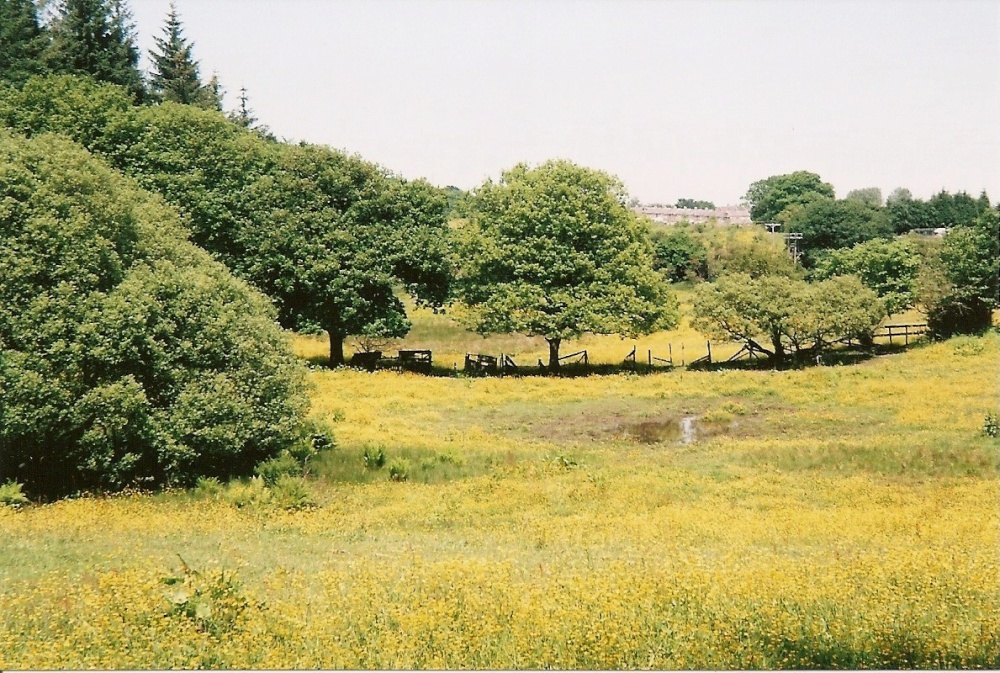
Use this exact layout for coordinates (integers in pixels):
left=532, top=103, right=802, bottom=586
left=45, top=0, right=144, bottom=101
left=202, top=71, right=224, bottom=111
left=0, top=0, right=49, bottom=86
left=149, top=3, right=205, bottom=105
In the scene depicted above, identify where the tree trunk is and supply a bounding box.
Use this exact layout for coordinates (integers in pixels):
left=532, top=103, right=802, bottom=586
left=328, top=330, right=345, bottom=368
left=546, top=338, right=561, bottom=372
left=770, top=331, right=786, bottom=363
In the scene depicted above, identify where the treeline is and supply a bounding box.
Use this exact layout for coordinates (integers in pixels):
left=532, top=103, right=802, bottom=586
left=655, top=171, right=998, bottom=358
left=1, top=2, right=996, bottom=498
left=744, top=171, right=992, bottom=255
left=0, top=0, right=255, bottom=121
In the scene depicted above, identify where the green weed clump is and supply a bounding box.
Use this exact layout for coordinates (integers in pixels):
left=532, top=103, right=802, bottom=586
left=983, top=412, right=999, bottom=438
left=0, top=481, right=29, bottom=508
left=387, top=458, right=410, bottom=482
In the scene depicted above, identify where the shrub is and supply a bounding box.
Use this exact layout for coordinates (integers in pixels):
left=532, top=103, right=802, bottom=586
left=0, top=481, right=29, bottom=508
left=387, top=458, right=410, bottom=482
left=269, top=475, right=316, bottom=510
left=0, top=133, right=309, bottom=497
left=254, top=452, right=302, bottom=486
left=984, top=413, right=999, bottom=439
left=363, top=446, right=386, bottom=471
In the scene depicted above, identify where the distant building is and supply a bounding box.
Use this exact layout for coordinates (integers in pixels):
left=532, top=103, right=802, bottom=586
left=633, top=205, right=752, bottom=226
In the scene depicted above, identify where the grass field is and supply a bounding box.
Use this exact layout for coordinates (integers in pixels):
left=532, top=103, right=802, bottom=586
left=1, top=305, right=998, bottom=668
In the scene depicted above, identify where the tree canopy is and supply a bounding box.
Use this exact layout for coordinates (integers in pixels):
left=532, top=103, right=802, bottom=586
left=919, top=209, right=1000, bottom=337
left=44, top=0, right=145, bottom=101
left=692, top=273, right=885, bottom=362
left=0, top=132, right=308, bottom=497
left=811, top=238, right=921, bottom=315
left=743, top=171, right=835, bottom=223
left=785, top=198, right=893, bottom=260
left=454, top=160, right=678, bottom=369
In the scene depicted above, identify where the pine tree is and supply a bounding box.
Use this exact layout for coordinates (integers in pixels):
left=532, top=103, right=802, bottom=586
left=45, top=0, right=145, bottom=101
left=200, top=71, right=224, bottom=111
left=0, top=0, right=49, bottom=86
left=149, top=3, right=205, bottom=105
left=229, top=85, right=257, bottom=128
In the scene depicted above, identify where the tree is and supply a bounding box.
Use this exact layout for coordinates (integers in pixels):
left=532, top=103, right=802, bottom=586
left=651, top=227, right=708, bottom=282
left=0, top=74, right=132, bottom=148
left=675, top=198, right=715, bottom=209
left=148, top=3, right=214, bottom=108
left=811, top=238, right=921, bottom=315
left=886, top=187, right=912, bottom=205
left=239, top=143, right=452, bottom=366
left=45, top=0, right=145, bottom=101
left=0, top=132, right=308, bottom=497
left=705, top=226, right=798, bottom=280
left=0, top=0, right=49, bottom=86
left=692, top=273, right=884, bottom=362
left=927, top=189, right=988, bottom=227
left=919, top=209, right=999, bottom=337
left=2, top=78, right=453, bottom=367
left=885, top=189, right=931, bottom=233
left=226, top=85, right=275, bottom=139
left=454, top=160, right=679, bottom=370
left=845, top=187, right=882, bottom=207
left=743, top=171, right=835, bottom=223
left=786, top=198, right=892, bottom=259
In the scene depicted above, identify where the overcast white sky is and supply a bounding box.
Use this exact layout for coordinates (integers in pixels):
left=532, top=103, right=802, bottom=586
left=129, top=0, right=999, bottom=206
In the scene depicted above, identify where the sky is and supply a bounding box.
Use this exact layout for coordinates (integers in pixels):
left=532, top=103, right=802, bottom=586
left=129, top=0, right=999, bottom=206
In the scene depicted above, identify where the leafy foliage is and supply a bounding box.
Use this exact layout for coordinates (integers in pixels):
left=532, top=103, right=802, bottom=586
left=844, top=187, right=882, bottom=207
left=811, top=238, right=921, bottom=315
left=692, top=273, right=885, bottom=360
left=743, top=171, right=835, bottom=223
left=675, top=198, right=715, bottom=209
left=650, top=227, right=708, bottom=281
left=454, top=160, right=678, bottom=368
left=0, top=132, right=308, bottom=496
left=920, top=209, right=1000, bottom=337
left=704, top=226, right=798, bottom=280
left=785, top=198, right=893, bottom=259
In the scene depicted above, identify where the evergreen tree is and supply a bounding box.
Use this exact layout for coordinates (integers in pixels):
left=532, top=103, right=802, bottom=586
left=229, top=85, right=257, bottom=128
left=228, top=85, right=274, bottom=139
left=45, top=0, right=145, bottom=101
left=0, top=0, right=49, bottom=86
left=202, top=71, right=224, bottom=111
left=149, top=3, right=208, bottom=106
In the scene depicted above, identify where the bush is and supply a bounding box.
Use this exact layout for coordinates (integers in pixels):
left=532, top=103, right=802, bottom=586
left=254, top=452, right=302, bottom=486
left=0, top=132, right=309, bottom=497
left=363, top=446, right=386, bottom=471
left=269, top=475, right=316, bottom=511
left=387, top=458, right=410, bottom=482
left=0, top=481, right=29, bottom=508
left=984, top=413, right=999, bottom=439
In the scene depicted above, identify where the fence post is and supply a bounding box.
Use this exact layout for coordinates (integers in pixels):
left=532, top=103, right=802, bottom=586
left=888, top=326, right=894, bottom=345
left=668, top=343, right=673, bottom=365
left=681, top=343, right=685, bottom=367
left=707, top=341, right=712, bottom=364
left=905, top=326, right=909, bottom=346
left=648, top=349, right=652, bottom=366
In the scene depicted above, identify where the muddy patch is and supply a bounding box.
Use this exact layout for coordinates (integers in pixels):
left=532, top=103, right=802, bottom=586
left=616, top=415, right=742, bottom=446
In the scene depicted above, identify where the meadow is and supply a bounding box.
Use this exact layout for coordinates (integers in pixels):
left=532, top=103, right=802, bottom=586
left=1, top=303, right=998, bottom=668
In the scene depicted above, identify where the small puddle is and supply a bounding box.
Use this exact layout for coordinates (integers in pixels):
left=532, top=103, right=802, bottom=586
left=680, top=415, right=697, bottom=444
left=618, top=415, right=699, bottom=445
left=617, top=414, right=740, bottom=446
